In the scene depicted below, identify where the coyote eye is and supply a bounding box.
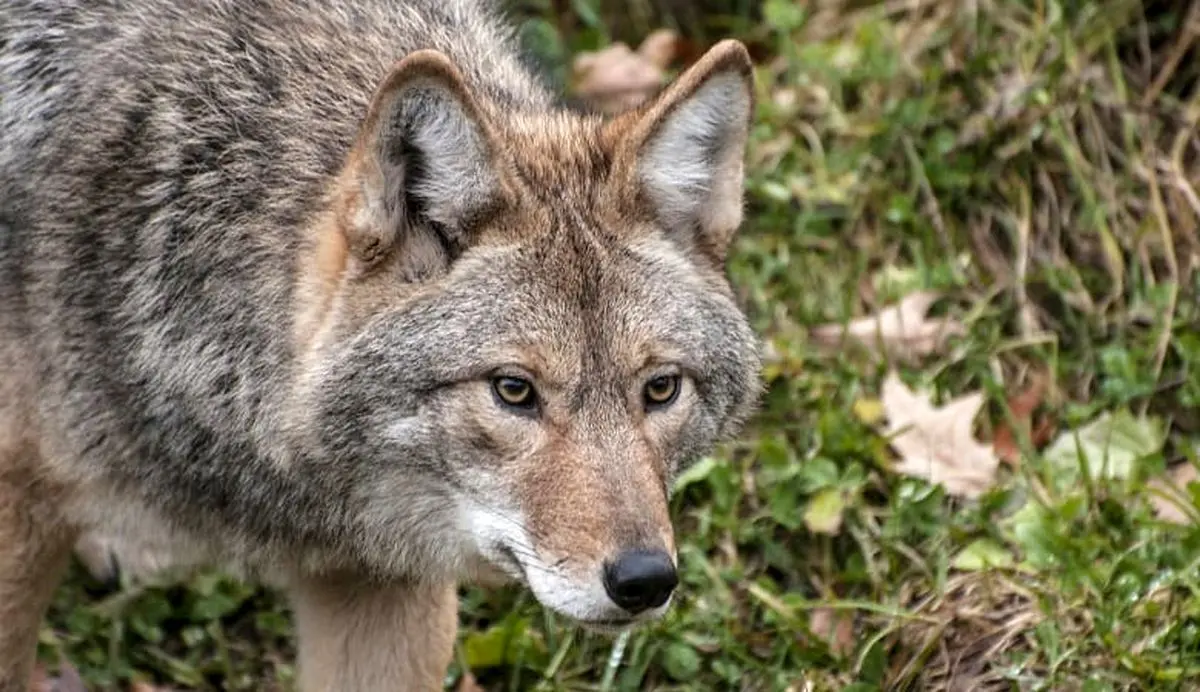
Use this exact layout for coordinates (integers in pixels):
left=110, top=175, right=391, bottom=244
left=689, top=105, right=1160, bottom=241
left=492, top=376, right=537, bottom=410
left=643, top=374, right=681, bottom=409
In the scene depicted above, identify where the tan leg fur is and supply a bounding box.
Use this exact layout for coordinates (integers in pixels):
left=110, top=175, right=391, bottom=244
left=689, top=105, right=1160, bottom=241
left=0, top=456, right=76, bottom=692
left=288, top=573, right=459, bottom=692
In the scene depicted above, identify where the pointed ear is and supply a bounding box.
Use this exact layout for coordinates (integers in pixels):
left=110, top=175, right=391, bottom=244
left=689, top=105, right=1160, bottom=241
left=342, top=50, right=508, bottom=276
left=617, top=40, right=755, bottom=266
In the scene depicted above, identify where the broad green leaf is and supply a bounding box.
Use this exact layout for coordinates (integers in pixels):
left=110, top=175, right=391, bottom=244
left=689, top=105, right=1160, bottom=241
left=661, top=641, right=702, bottom=681
left=673, top=456, right=719, bottom=493
left=463, top=618, right=531, bottom=670
left=852, top=397, right=885, bottom=426
left=804, top=488, right=846, bottom=535
left=1043, top=409, right=1165, bottom=482
left=763, top=0, right=806, bottom=32
left=951, top=538, right=1014, bottom=571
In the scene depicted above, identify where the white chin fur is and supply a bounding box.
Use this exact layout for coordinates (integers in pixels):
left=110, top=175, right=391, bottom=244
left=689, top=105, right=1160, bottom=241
left=458, top=502, right=670, bottom=625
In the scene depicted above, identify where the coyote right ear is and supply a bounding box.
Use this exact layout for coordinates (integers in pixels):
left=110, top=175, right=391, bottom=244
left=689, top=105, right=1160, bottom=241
left=610, top=40, right=755, bottom=268
left=342, top=50, right=509, bottom=275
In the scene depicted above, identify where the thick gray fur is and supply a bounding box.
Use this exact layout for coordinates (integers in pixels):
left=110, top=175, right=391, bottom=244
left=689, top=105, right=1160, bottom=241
left=0, top=0, right=760, bottom=590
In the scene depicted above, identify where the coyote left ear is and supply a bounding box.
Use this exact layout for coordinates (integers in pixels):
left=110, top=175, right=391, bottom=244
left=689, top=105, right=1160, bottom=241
left=617, top=40, right=755, bottom=266
left=344, top=50, right=508, bottom=274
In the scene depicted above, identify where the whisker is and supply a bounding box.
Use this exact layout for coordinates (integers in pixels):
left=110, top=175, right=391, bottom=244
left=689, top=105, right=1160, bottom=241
left=443, top=526, right=562, bottom=578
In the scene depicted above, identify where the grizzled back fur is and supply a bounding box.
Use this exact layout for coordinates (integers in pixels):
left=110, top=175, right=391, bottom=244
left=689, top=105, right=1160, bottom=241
left=0, top=0, right=761, bottom=631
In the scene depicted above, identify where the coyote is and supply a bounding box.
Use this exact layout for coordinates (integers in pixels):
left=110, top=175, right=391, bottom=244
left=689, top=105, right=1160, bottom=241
left=0, top=0, right=761, bottom=689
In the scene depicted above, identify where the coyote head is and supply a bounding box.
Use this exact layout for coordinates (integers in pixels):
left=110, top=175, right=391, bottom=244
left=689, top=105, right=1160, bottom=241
left=294, top=40, right=761, bottom=629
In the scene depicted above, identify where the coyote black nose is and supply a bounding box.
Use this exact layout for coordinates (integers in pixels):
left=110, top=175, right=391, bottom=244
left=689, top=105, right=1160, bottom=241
left=603, top=549, right=678, bottom=614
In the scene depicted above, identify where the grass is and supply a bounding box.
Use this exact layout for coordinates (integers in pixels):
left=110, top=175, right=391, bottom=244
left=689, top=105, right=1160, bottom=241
left=37, top=0, right=1200, bottom=690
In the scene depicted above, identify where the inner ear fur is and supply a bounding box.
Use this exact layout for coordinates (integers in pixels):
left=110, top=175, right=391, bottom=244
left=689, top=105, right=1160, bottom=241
left=336, top=50, right=511, bottom=278
left=608, top=40, right=756, bottom=267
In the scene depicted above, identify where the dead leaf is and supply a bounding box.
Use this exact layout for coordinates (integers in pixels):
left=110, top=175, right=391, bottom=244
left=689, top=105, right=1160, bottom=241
left=1148, top=463, right=1199, bottom=525
left=58, top=665, right=87, bottom=692
left=635, top=28, right=679, bottom=70
left=571, top=30, right=679, bottom=114
left=809, top=290, right=965, bottom=362
left=992, top=373, right=1057, bottom=467
left=810, top=607, right=855, bottom=657
left=29, top=662, right=87, bottom=692
left=455, top=672, right=486, bottom=692
left=880, top=371, right=1000, bottom=498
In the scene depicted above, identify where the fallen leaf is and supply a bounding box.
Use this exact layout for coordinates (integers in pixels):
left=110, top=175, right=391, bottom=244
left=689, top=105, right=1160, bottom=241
left=992, top=373, right=1057, bottom=467
left=29, top=662, right=86, bottom=692
left=58, top=665, right=87, bottom=692
left=809, top=290, right=965, bottom=362
left=1148, top=463, right=1199, bottom=525
left=803, top=488, right=845, bottom=535
left=635, top=28, right=679, bottom=70
left=1042, top=409, right=1165, bottom=482
left=809, top=607, right=855, bottom=657
left=879, top=371, right=1000, bottom=498
left=571, top=29, right=679, bottom=114
left=455, top=672, right=486, bottom=692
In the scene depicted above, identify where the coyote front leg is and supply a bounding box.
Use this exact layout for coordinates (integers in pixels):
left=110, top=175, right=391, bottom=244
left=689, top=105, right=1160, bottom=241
left=0, top=453, right=76, bottom=692
left=287, top=572, right=459, bottom=692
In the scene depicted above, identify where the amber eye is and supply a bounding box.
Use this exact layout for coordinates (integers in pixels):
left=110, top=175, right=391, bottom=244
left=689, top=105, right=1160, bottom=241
left=643, top=374, right=681, bottom=408
left=492, top=376, right=537, bottom=410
